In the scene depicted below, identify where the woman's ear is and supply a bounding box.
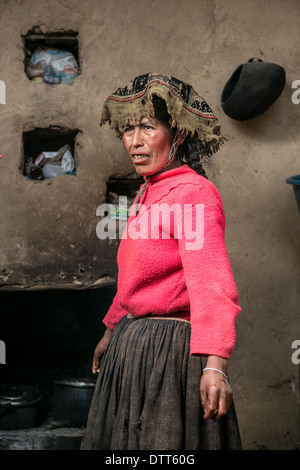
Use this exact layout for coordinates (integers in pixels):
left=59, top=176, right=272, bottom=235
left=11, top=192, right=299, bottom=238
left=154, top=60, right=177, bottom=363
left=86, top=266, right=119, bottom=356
left=178, top=131, right=186, bottom=145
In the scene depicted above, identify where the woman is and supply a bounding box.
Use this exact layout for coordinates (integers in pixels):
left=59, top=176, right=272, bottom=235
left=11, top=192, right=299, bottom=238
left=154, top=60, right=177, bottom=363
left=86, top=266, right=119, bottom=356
left=81, top=73, right=242, bottom=450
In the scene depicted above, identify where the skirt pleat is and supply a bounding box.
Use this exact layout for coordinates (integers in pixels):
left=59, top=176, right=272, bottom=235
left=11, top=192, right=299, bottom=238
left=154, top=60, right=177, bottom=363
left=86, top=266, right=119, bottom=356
left=80, top=315, right=242, bottom=450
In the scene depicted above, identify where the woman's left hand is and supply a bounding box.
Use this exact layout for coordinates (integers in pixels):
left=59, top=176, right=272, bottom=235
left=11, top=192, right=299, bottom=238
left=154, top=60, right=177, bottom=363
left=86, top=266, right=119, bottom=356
left=199, top=356, right=233, bottom=422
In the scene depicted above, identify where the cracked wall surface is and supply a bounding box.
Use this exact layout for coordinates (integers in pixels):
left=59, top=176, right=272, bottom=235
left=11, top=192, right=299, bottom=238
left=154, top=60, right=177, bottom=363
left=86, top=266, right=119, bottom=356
left=0, top=0, right=299, bottom=450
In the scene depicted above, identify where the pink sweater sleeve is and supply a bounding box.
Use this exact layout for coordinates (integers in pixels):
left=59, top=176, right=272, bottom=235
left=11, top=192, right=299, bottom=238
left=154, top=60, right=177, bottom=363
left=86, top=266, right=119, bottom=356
left=177, top=192, right=241, bottom=359
left=103, top=291, right=129, bottom=330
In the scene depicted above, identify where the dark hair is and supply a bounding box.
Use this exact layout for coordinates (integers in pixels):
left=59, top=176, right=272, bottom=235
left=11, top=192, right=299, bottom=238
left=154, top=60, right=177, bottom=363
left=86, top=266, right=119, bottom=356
left=152, top=95, right=211, bottom=178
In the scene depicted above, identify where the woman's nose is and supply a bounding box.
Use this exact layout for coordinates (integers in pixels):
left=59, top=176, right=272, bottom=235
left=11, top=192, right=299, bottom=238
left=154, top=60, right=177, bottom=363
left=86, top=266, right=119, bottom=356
left=131, top=127, right=143, bottom=147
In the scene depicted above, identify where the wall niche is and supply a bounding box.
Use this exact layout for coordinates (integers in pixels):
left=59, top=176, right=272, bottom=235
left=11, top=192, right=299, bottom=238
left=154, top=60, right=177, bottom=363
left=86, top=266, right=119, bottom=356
left=22, top=27, right=80, bottom=85
left=22, top=127, right=80, bottom=180
left=106, top=177, right=144, bottom=207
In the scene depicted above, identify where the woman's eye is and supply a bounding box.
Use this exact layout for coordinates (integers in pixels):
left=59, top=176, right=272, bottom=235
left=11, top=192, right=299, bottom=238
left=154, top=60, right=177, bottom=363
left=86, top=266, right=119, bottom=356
left=123, top=126, right=133, bottom=133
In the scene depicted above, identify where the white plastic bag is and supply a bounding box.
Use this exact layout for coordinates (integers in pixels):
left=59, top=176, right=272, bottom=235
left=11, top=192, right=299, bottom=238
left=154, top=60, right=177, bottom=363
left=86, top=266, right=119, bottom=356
left=61, top=148, right=75, bottom=172
left=28, top=46, right=80, bottom=85
left=36, top=145, right=75, bottom=179
left=42, top=164, right=66, bottom=179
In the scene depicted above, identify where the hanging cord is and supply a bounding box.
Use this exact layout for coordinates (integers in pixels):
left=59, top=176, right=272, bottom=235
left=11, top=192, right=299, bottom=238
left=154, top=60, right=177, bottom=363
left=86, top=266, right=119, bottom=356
left=163, top=130, right=181, bottom=170
left=134, top=131, right=181, bottom=215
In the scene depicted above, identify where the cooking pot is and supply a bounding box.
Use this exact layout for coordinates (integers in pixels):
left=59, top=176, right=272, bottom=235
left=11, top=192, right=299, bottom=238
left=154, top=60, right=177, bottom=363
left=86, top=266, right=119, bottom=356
left=0, top=383, right=42, bottom=430
left=52, top=377, right=96, bottom=427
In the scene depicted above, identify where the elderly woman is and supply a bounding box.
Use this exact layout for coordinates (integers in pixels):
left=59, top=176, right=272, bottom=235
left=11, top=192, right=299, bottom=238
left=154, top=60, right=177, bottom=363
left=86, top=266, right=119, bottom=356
left=81, top=73, right=242, bottom=450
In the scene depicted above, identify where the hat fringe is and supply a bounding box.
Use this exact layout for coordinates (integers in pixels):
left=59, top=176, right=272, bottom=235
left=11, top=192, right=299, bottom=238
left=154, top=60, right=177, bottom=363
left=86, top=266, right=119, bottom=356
left=100, top=74, right=227, bottom=154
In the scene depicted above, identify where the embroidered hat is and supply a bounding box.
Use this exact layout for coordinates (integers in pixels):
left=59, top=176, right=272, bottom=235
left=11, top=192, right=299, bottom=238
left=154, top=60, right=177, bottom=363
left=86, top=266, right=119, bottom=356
left=100, top=72, right=226, bottom=155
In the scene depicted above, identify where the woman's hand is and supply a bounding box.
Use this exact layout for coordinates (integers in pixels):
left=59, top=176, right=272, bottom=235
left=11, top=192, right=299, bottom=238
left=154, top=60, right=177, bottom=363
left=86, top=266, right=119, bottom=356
left=92, top=327, right=113, bottom=374
left=200, top=355, right=233, bottom=422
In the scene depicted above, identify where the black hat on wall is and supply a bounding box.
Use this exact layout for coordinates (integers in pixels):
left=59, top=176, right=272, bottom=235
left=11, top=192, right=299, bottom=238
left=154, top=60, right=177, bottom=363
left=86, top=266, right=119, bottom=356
left=221, top=58, right=286, bottom=121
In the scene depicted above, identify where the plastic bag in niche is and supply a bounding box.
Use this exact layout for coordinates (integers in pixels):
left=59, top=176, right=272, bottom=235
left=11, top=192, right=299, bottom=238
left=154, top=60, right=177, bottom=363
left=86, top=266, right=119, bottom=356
left=33, top=144, right=76, bottom=179
left=26, top=45, right=81, bottom=85
left=37, top=145, right=75, bottom=179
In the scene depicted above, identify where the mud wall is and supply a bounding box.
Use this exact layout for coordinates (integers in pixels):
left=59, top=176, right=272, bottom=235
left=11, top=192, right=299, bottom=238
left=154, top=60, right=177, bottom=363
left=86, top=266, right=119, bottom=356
left=0, top=0, right=299, bottom=450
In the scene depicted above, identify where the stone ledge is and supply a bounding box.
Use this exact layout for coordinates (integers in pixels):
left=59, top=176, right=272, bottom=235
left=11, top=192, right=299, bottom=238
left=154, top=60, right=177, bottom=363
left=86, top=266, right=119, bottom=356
left=0, top=424, right=85, bottom=450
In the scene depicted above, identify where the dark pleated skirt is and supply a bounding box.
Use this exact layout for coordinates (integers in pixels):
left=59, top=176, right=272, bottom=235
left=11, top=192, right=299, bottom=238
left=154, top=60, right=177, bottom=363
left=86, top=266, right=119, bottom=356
left=80, top=315, right=242, bottom=450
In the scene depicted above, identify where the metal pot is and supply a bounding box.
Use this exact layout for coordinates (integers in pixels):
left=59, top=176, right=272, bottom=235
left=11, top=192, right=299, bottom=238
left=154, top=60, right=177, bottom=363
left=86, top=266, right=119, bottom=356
left=52, top=377, right=95, bottom=427
left=0, top=383, right=42, bottom=430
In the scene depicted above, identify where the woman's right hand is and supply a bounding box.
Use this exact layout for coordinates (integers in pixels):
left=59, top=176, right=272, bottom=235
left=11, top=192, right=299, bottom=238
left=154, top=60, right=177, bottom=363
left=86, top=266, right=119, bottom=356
left=92, top=327, right=113, bottom=374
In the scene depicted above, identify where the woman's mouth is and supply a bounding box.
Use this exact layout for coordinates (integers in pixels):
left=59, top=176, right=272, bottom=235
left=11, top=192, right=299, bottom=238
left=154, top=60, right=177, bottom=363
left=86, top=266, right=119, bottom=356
left=131, top=154, right=150, bottom=163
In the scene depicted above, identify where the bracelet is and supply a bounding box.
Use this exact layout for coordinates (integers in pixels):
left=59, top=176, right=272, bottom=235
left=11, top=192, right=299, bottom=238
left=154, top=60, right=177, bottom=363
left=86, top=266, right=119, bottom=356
left=203, top=367, right=228, bottom=380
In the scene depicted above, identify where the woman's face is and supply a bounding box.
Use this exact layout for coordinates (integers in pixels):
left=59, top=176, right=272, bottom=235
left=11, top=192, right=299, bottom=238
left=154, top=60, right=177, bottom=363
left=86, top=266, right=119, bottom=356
left=122, top=117, right=176, bottom=177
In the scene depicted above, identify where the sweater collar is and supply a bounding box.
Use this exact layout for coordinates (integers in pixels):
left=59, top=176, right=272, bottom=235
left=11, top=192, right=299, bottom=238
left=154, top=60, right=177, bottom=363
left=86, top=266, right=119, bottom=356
left=134, top=165, right=192, bottom=214
left=143, top=164, right=192, bottom=185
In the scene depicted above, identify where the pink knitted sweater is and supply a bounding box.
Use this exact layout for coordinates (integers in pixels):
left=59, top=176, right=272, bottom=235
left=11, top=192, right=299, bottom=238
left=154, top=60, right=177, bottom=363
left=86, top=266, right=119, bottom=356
left=103, top=165, right=241, bottom=359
